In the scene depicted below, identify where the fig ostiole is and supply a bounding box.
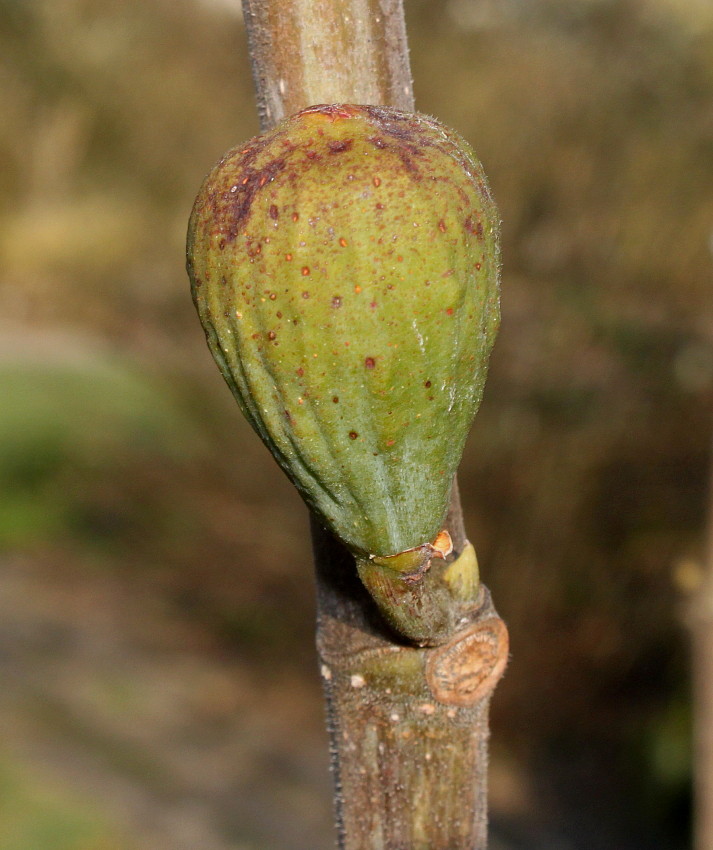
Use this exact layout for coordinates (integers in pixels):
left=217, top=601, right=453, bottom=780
left=187, top=104, right=500, bottom=643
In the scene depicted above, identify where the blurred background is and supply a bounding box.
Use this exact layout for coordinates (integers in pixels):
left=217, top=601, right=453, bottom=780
left=1, top=0, right=712, bottom=847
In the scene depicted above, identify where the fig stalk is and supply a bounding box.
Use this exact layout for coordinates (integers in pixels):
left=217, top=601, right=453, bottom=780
left=195, top=1, right=513, bottom=846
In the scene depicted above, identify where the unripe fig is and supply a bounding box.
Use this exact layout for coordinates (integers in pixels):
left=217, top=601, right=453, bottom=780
left=187, top=104, right=499, bottom=581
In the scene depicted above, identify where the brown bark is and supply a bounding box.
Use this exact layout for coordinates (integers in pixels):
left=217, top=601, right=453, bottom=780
left=242, top=0, right=414, bottom=127
left=315, top=511, right=508, bottom=850
left=239, top=1, right=508, bottom=846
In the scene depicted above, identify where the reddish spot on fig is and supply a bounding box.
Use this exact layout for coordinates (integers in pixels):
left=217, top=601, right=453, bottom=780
left=296, top=367, right=304, bottom=377
left=373, top=176, right=381, bottom=187
left=386, top=439, right=395, bottom=447
left=269, top=204, right=279, bottom=219
left=475, top=262, right=482, bottom=270
left=220, top=276, right=227, bottom=286
left=219, top=239, right=226, bottom=250
left=425, top=380, right=432, bottom=388
left=446, top=307, right=454, bottom=315
left=302, top=291, right=310, bottom=298
left=292, top=212, right=299, bottom=222
left=285, top=253, right=293, bottom=261
left=354, top=285, right=362, bottom=294
left=332, top=295, right=343, bottom=308
left=349, top=431, right=358, bottom=440
left=214, top=155, right=288, bottom=242
left=267, top=331, right=276, bottom=340
left=269, top=292, right=277, bottom=300
left=370, top=301, right=377, bottom=309
left=375, top=202, right=385, bottom=210
left=302, top=266, right=310, bottom=276
left=369, top=136, right=387, bottom=149
left=328, top=139, right=353, bottom=153
left=365, top=357, right=376, bottom=369
left=303, top=104, right=356, bottom=122
left=438, top=220, right=447, bottom=233
left=339, top=238, right=348, bottom=247
left=276, top=311, right=282, bottom=318
left=465, top=216, right=484, bottom=239
left=332, top=396, right=339, bottom=403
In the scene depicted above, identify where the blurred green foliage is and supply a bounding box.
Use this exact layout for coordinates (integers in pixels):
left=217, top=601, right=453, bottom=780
left=0, top=361, right=204, bottom=549
left=0, top=750, right=132, bottom=850
left=0, top=0, right=712, bottom=846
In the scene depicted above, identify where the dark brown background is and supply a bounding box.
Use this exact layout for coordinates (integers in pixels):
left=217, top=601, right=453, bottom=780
left=1, top=0, right=711, bottom=847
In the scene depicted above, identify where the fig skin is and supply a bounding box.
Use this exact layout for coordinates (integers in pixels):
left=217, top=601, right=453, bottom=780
left=187, top=104, right=500, bottom=563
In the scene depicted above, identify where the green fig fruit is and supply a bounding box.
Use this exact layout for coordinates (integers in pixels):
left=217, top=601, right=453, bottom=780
left=187, top=104, right=499, bottom=577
